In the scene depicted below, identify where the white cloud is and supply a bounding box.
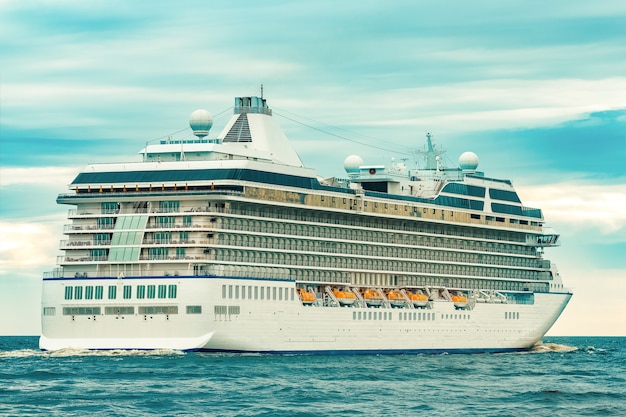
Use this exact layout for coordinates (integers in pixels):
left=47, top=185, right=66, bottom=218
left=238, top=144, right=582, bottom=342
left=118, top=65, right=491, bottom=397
left=518, top=182, right=626, bottom=234
left=0, top=217, right=63, bottom=275
left=0, top=166, right=79, bottom=188
left=355, top=78, right=626, bottom=132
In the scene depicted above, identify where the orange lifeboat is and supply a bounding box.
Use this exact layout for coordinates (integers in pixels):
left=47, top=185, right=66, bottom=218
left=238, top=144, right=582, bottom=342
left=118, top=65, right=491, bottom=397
left=298, top=288, right=315, bottom=306
left=452, top=294, right=468, bottom=310
left=407, top=291, right=429, bottom=308
left=386, top=290, right=407, bottom=308
left=333, top=289, right=357, bottom=306
left=362, top=289, right=383, bottom=307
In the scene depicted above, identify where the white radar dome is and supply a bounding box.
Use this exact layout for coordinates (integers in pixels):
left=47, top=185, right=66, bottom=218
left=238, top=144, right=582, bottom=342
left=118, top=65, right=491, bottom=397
left=344, top=155, right=364, bottom=174
left=459, top=151, right=479, bottom=171
left=189, top=109, right=213, bottom=138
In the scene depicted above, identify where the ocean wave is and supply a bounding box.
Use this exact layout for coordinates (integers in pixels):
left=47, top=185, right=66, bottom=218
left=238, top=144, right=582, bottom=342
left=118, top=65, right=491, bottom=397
left=0, top=348, right=185, bottom=358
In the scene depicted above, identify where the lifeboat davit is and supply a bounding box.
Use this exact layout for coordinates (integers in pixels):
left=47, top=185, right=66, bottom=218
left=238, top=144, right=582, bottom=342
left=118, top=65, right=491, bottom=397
left=298, top=288, right=315, bottom=306
left=333, top=289, right=357, bottom=306
left=386, top=290, right=407, bottom=308
left=452, top=295, right=469, bottom=309
left=407, top=291, right=429, bottom=308
left=362, top=289, right=384, bottom=307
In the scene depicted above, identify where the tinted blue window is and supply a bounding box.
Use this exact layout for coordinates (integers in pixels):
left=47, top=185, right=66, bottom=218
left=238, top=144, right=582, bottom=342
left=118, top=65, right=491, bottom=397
left=492, top=203, right=542, bottom=218
left=442, top=183, right=486, bottom=198
left=72, top=169, right=319, bottom=189
left=489, top=188, right=521, bottom=203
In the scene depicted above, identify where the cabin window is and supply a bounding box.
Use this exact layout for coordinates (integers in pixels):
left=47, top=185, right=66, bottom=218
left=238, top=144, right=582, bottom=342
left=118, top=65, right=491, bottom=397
left=168, top=285, right=177, bottom=299
left=85, top=286, right=94, bottom=300
left=187, top=305, right=202, bottom=314
left=94, top=233, right=110, bottom=244
left=95, top=286, right=103, bottom=299
left=158, top=285, right=167, bottom=299
left=65, top=307, right=101, bottom=316
left=123, top=285, right=132, bottom=299
left=43, top=307, right=56, bottom=316
left=108, top=285, right=117, bottom=299
left=147, top=285, right=155, bottom=299
left=137, top=285, right=146, bottom=299
left=97, top=217, right=115, bottom=229
left=157, top=216, right=175, bottom=227
left=159, top=200, right=180, bottom=213
left=101, top=202, right=119, bottom=214
left=64, top=286, right=73, bottom=300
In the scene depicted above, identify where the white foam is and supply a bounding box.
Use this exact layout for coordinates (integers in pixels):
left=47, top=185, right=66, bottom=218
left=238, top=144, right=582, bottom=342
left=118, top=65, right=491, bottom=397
left=0, top=348, right=184, bottom=358
left=530, top=342, right=578, bottom=353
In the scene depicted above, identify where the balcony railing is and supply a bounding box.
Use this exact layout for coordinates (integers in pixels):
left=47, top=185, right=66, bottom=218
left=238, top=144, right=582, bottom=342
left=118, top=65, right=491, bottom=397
left=68, top=209, right=119, bottom=217
left=63, top=224, right=115, bottom=232
left=58, top=255, right=109, bottom=263
left=61, top=239, right=111, bottom=248
left=146, top=223, right=208, bottom=229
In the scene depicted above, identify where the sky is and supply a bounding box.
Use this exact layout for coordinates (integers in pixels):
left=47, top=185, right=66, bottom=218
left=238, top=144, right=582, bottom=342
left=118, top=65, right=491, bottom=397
left=0, top=0, right=625, bottom=336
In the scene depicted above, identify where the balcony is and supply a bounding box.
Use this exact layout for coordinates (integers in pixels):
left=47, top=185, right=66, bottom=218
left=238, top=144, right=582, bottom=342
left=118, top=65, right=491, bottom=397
left=58, top=255, right=109, bottom=263
left=63, top=223, right=115, bottom=232
left=142, top=239, right=198, bottom=245
left=43, top=268, right=64, bottom=278
left=60, top=239, right=111, bottom=248
left=68, top=208, right=119, bottom=217
left=146, top=223, right=209, bottom=229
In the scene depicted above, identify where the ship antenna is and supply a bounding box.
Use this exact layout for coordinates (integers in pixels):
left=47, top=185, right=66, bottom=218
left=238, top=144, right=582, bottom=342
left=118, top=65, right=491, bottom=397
left=260, top=84, right=264, bottom=99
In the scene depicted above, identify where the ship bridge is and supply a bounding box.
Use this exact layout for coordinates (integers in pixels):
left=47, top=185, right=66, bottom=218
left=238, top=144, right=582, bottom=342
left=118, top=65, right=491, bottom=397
left=139, top=96, right=304, bottom=168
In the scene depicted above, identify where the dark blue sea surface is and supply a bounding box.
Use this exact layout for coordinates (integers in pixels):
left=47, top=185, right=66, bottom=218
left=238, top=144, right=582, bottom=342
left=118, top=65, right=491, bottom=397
left=0, top=336, right=624, bottom=416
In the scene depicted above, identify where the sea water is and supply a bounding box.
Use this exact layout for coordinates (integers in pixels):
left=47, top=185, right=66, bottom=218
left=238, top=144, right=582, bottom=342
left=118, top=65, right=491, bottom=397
left=1, top=336, right=624, bottom=416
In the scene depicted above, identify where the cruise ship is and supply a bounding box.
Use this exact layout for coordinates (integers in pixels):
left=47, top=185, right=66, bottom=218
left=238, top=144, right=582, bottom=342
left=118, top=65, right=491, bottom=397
left=40, top=95, right=572, bottom=353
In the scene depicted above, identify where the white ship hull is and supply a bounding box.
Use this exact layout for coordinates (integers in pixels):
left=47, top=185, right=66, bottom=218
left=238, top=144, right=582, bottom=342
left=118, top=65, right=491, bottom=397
left=40, top=277, right=571, bottom=353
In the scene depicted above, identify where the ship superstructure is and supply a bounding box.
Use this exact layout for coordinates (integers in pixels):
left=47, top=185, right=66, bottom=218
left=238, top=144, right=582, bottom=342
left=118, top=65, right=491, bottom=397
left=40, top=95, right=571, bottom=353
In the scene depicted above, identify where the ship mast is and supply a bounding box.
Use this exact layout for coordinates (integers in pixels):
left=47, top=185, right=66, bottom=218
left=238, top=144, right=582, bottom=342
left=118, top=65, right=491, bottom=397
left=412, top=132, right=445, bottom=169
